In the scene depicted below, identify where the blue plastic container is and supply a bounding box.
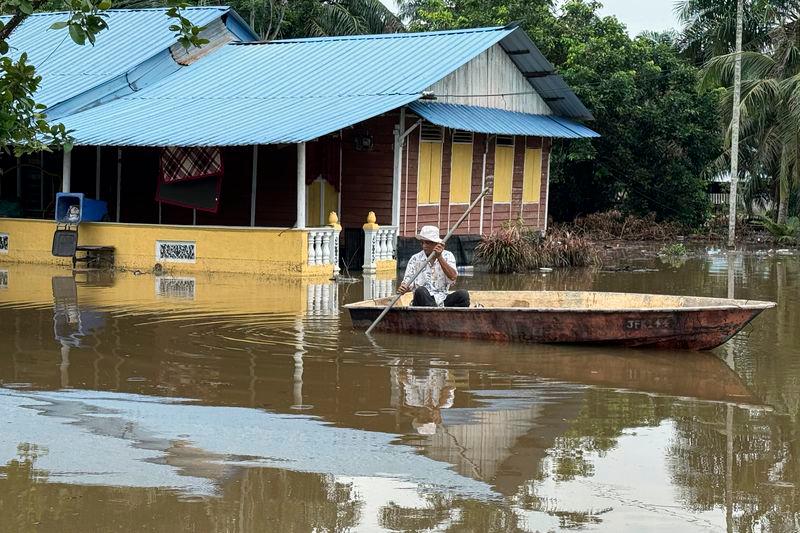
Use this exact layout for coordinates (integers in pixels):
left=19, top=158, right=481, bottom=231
left=55, top=193, right=108, bottom=224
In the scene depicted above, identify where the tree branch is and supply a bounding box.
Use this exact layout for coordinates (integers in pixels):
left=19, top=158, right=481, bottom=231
left=0, top=2, right=46, bottom=43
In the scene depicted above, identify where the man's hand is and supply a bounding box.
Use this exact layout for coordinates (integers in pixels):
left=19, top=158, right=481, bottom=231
left=397, top=283, right=412, bottom=295
left=430, top=243, right=445, bottom=259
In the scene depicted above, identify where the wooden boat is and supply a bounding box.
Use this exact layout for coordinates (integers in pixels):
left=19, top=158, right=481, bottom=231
left=345, top=291, right=776, bottom=350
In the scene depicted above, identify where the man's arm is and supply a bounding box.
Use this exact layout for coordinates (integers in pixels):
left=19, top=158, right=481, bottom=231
left=397, top=256, right=418, bottom=294
left=435, top=245, right=457, bottom=281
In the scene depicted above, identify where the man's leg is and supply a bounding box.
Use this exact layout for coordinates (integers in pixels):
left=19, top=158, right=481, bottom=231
left=412, top=287, right=437, bottom=307
left=443, top=290, right=470, bottom=308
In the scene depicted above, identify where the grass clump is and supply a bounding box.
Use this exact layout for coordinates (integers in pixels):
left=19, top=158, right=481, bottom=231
left=476, top=220, right=599, bottom=273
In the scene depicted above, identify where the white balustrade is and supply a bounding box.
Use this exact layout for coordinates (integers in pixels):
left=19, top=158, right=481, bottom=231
left=306, top=227, right=341, bottom=273
left=363, top=225, right=398, bottom=272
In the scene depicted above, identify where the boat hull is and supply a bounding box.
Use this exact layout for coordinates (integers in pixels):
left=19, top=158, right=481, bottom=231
left=346, top=293, right=773, bottom=350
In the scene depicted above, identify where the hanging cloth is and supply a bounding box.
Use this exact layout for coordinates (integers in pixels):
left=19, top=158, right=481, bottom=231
left=156, top=147, right=224, bottom=213
left=160, top=146, right=224, bottom=183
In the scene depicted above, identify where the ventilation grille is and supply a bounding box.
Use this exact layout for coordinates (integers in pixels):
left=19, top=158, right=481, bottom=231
left=452, top=130, right=474, bottom=144
left=496, top=136, right=515, bottom=147
left=421, top=124, right=444, bottom=142
left=156, top=240, right=196, bottom=263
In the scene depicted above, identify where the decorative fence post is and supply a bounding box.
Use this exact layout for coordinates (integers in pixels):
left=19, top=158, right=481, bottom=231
left=328, top=211, right=342, bottom=276
left=363, top=211, right=379, bottom=274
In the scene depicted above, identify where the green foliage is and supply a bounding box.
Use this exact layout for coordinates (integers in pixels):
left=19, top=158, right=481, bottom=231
left=400, top=0, right=723, bottom=229
left=0, top=0, right=207, bottom=155
left=675, top=0, right=776, bottom=64
left=548, top=2, right=720, bottom=228
left=659, top=242, right=688, bottom=257
left=755, top=215, right=800, bottom=244
left=699, top=3, right=800, bottom=226
left=0, top=52, right=71, bottom=155
left=475, top=219, right=599, bottom=273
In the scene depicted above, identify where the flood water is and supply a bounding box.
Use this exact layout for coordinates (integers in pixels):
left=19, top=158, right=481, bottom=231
left=0, top=249, right=798, bottom=532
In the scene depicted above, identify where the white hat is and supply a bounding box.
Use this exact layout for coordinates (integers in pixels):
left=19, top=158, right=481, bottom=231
left=416, top=225, right=443, bottom=244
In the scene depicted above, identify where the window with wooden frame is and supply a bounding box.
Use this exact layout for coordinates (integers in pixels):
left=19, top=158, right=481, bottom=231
left=493, top=136, right=515, bottom=203
left=522, top=148, right=543, bottom=203
left=417, top=124, right=444, bottom=205
left=449, top=130, right=474, bottom=204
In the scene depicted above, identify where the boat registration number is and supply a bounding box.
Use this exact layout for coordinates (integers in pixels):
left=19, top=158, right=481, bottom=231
left=624, top=318, right=675, bottom=330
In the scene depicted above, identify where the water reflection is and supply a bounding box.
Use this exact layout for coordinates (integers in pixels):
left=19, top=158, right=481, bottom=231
left=0, top=253, right=798, bottom=531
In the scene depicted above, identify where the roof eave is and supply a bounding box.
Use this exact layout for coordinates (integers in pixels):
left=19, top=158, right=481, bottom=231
left=499, top=27, right=594, bottom=121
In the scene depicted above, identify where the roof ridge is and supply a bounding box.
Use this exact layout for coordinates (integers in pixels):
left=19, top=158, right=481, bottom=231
left=6, top=6, right=228, bottom=17
left=231, top=26, right=508, bottom=46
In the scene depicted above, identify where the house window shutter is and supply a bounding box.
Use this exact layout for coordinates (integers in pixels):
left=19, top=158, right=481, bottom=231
left=522, top=148, right=543, bottom=203
left=450, top=131, right=473, bottom=204
left=493, top=136, right=515, bottom=203
left=417, top=125, right=444, bottom=205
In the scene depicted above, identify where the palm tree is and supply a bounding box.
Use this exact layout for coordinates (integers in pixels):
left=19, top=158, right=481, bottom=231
left=675, top=0, right=774, bottom=63
left=301, top=0, right=403, bottom=37
left=697, top=2, right=800, bottom=224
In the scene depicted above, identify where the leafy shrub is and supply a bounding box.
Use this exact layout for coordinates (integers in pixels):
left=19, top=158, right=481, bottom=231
left=756, top=216, right=800, bottom=244
left=659, top=243, right=688, bottom=257
left=476, top=220, right=599, bottom=273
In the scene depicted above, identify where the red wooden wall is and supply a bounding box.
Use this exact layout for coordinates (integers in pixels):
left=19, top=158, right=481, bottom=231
left=398, top=126, right=551, bottom=237
left=4, top=109, right=551, bottom=237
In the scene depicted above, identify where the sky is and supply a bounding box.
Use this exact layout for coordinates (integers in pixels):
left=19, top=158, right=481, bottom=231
left=380, top=0, right=682, bottom=36
left=597, top=0, right=681, bottom=36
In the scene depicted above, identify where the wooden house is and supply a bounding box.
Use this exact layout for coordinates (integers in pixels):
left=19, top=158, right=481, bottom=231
left=0, top=8, right=597, bottom=276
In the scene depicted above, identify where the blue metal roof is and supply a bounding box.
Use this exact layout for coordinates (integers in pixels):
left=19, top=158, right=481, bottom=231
left=409, top=101, right=599, bottom=138
left=2, top=7, right=254, bottom=111
left=57, top=24, right=596, bottom=147
left=59, top=27, right=519, bottom=146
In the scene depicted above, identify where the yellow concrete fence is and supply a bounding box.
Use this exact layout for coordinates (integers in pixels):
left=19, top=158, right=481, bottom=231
left=0, top=218, right=337, bottom=277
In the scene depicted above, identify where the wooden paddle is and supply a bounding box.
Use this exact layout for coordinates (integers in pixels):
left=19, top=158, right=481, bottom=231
left=365, top=177, right=494, bottom=335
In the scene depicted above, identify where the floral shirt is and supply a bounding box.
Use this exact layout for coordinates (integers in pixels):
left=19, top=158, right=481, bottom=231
left=402, top=249, right=457, bottom=306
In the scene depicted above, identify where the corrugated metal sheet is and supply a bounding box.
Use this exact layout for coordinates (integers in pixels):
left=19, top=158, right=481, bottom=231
left=1, top=7, right=237, bottom=108
left=426, top=43, right=552, bottom=114
left=499, top=29, right=594, bottom=120
left=409, top=101, right=599, bottom=138
left=61, top=27, right=517, bottom=146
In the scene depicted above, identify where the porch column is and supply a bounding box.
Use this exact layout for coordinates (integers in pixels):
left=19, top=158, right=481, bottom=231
left=391, top=108, right=405, bottom=228
left=250, top=145, right=258, bottom=227
left=95, top=147, right=101, bottom=199
left=62, top=149, right=72, bottom=193
left=116, top=148, right=122, bottom=222
left=543, top=140, right=551, bottom=234
left=296, top=142, right=306, bottom=229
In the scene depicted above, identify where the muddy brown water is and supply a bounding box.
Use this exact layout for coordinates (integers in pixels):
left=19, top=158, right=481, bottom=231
left=0, top=250, right=798, bottom=532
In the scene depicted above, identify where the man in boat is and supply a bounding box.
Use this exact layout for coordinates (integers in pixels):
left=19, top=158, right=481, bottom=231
left=397, top=225, right=470, bottom=307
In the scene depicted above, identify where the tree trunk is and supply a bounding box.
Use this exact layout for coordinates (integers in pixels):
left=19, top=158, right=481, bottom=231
left=777, top=185, right=788, bottom=225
